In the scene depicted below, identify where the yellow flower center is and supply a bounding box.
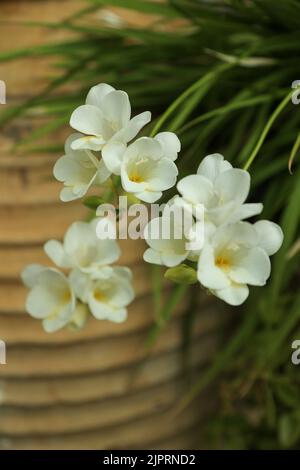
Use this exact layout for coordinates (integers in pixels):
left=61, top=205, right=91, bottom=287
left=94, top=289, right=107, bottom=302
left=62, top=290, right=72, bottom=303
left=129, top=173, right=143, bottom=183
left=215, top=255, right=231, bottom=271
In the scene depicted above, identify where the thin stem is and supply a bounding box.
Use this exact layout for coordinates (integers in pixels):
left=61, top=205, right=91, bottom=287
left=243, top=90, right=294, bottom=171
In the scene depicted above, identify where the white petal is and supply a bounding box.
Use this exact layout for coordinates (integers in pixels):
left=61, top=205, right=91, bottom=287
left=69, top=269, right=90, bottom=302
left=143, top=248, right=163, bottom=265
left=213, top=283, right=249, bottom=306
left=135, top=190, right=162, bottom=203
left=115, top=111, right=151, bottom=143
left=109, top=283, right=134, bottom=307
left=70, top=105, right=104, bottom=137
left=89, top=266, right=114, bottom=280
left=53, top=156, right=70, bottom=182
left=161, top=252, right=187, bottom=267
left=64, top=133, right=85, bottom=156
left=97, top=159, right=112, bottom=183
left=21, top=264, right=46, bottom=288
left=155, top=132, right=181, bottom=161
left=109, top=308, right=127, bottom=323
left=213, top=222, right=257, bottom=252
left=113, top=266, right=133, bottom=281
left=197, top=154, right=232, bottom=182
left=53, top=153, right=97, bottom=200
left=144, top=217, right=188, bottom=260
left=126, top=136, right=163, bottom=160
left=89, top=299, right=128, bottom=323
left=26, top=269, right=72, bottom=319
left=60, top=187, right=80, bottom=202
left=64, top=221, right=96, bottom=266
left=44, top=240, right=72, bottom=268
left=177, top=174, right=213, bottom=205
left=229, top=203, right=263, bottom=223
left=92, top=239, right=121, bottom=268
left=70, top=135, right=105, bottom=151
left=101, top=90, right=131, bottom=128
left=214, top=168, right=250, bottom=205
left=254, top=220, right=283, bottom=256
left=88, top=297, right=112, bottom=320
left=86, top=83, right=115, bottom=107
left=102, top=141, right=126, bottom=174
left=146, top=158, right=178, bottom=191
left=26, top=285, right=53, bottom=319
left=197, top=244, right=230, bottom=290
left=207, top=201, right=237, bottom=227
left=43, top=314, right=70, bottom=333
left=229, top=246, right=271, bottom=286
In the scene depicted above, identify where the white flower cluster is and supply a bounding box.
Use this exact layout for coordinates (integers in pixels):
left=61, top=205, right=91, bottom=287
left=21, top=220, right=134, bottom=332
left=22, top=82, right=284, bottom=333
left=143, top=154, right=283, bottom=306
left=54, top=83, right=180, bottom=203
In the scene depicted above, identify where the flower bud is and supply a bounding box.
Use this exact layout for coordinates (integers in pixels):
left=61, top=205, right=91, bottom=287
left=164, top=264, right=197, bottom=285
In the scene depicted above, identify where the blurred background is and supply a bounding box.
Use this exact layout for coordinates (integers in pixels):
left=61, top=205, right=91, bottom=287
left=0, top=0, right=300, bottom=450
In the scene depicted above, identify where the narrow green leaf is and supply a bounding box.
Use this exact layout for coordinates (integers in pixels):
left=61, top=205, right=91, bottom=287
left=89, top=0, right=181, bottom=18
left=175, top=312, right=257, bottom=413
left=150, top=62, right=233, bottom=137
left=146, top=284, right=188, bottom=347
left=288, top=131, right=300, bottom=174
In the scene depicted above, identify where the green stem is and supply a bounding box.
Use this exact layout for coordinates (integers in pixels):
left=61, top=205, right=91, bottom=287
left=243, top=89, right=294, bottom=171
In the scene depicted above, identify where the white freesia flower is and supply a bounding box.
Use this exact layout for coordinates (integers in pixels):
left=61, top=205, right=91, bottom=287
left=21, top=265, right=76, bottom=332
left=70, top=266, right=134, bottom=323
left=143, top=209, right=199, bottom=267
left=53, top=133, right=111, bottom=202
left=69, top=83, right=151, bottom=153
left=44, top=219, right=120, bottom=273
left=118, top=136, right=178, bottom=202
left=175, top=154, right=263, bottom=227
left=197, top=221, right=283, bottom=306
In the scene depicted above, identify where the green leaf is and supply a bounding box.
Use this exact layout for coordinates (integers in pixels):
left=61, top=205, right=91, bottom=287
left=150, top=62, right=233, bottom=137
left=288, top=131, right=300, bottom=174
left=267, top=169, right=300, bottom=311
left=279, top=413, right=300, bottom=448
left=151, top=265, right=163, bottom=319
left=146, top=284, right=188, bottom=347
left=274, top=382, right=300, bottom=408
left=175, top=312, right=257, bottom=413
left=89, top=0, right=181, bottom=18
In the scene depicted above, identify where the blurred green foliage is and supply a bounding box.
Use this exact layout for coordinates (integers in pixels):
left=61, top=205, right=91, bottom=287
left=1, top=0, right=300, bottom=449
